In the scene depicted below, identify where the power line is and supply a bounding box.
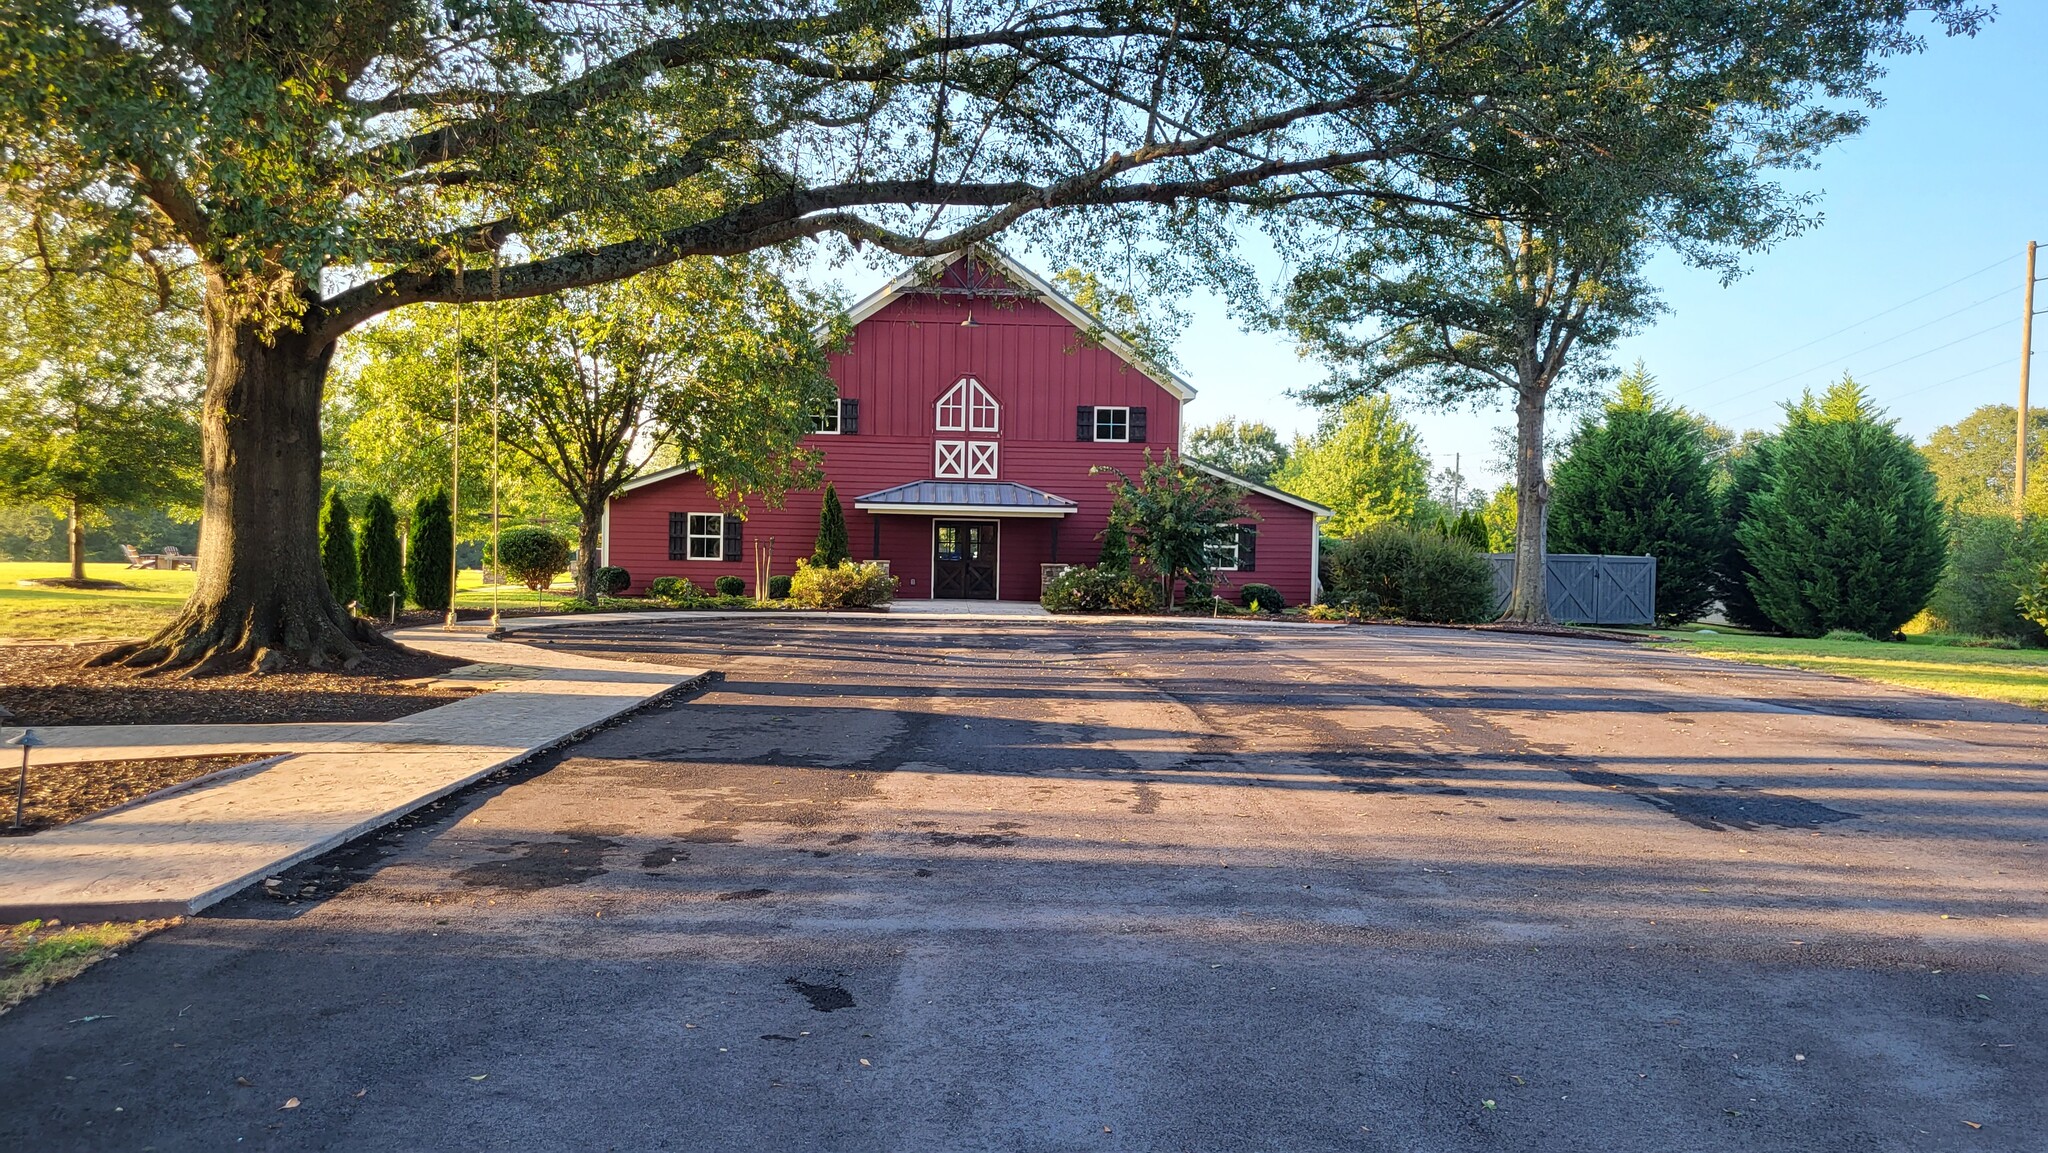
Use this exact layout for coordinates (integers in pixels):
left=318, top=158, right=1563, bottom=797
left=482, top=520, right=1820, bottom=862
left=1689, top=287, right=2015, bottom=413
left=1669, top=251, right=2020, bottom=398
left=1725, top=349, right=2016, bottom=428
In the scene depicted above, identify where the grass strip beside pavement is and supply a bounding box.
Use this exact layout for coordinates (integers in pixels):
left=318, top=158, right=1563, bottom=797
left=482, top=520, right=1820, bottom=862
left=2, top=919, right=175, bottom=1013
left=1646, top=630, right=2048, bottom=709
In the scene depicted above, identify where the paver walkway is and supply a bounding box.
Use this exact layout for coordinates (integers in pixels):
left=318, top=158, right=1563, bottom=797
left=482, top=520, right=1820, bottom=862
left=0, top=625, right=708, bottom=923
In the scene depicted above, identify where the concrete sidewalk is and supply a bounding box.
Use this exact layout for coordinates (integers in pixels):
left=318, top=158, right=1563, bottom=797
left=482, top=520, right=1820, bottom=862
left=0, top=626, right=709, bottom=923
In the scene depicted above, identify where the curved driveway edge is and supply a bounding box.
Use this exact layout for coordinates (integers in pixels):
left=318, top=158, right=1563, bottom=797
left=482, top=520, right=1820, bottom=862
left=0, top=626, right=710, bottom=924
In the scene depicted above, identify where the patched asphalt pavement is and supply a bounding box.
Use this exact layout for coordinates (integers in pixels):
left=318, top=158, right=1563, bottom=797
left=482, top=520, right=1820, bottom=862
left=4, top=619, right=2046, bottom=1151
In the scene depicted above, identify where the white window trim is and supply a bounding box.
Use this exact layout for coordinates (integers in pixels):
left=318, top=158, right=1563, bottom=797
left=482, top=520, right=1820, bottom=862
left=1094, top=405, right=1131, bottom=442
left=935, top=440, right=967, bottom=478
left=936, top=377, right=999, bottom=433
left=966, top=440, right=999, bottom=479
left=811, top=397, right=843, bottom=435
left=687, top=512, right=725, bottom=561
left=1208, top=537, right=1240, bottom=572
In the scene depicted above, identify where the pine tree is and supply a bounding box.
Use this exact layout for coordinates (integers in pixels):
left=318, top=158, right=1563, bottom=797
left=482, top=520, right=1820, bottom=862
left=1549, top=366, right=1722, bottom=624
left=406, top=488, right=455, bottom=612
left=812, top=484, right=850, bottom=567
left=357, top=493, right=404, bottom=621
left=319, top=490, right=359, bottom=609
left=1735, top=377, right=1946, bottom=637
left=1450, top=509, right=1490, bottom=550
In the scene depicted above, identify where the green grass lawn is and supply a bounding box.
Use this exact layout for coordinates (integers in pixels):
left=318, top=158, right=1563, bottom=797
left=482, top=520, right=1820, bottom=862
left=1645, top=628, right=2048, bottom=709
left=0, top=561, right=573, bottom=639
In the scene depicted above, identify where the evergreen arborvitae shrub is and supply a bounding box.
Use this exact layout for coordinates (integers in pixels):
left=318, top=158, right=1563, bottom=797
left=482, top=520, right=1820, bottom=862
left=1549, top=370, right=1722, bottom=625
left=320, top=489, right=359, bottom=609
left=357, top=493, right=404, bottom=619
left=812, top=484, right=851, bottom=566
left=1096, top=521, right=1132, bottom=570
left=406, top=488, right=455, bottom=612
left=1735, top=378, right=1947, bottom=638
left=1450, top=509, right=1489, bottom=551
left=1716, top=437, right=1779, bottom=631
left=496, top=526, right=570, bottom=591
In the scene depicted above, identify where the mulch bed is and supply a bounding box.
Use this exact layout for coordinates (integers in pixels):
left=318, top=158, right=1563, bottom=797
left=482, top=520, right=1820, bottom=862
left=0, top=642, right=472, bottom=727
left=0, top=753, right=286, bottom=834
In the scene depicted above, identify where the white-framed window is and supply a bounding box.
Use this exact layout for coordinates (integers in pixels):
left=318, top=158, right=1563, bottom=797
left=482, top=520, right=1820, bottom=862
left=811, top=397, right=843, bottom=434
left=936, top=378, right=999, bottom=433
left=687, top=513, right=725, bottom=560
left=1094, top=406, right=1130, bottom=442
left=967, top=440, right=999, bottom=479
left=935, top=440, right=967, bottom=478
left=1206, top=537, right=1240, bottom=572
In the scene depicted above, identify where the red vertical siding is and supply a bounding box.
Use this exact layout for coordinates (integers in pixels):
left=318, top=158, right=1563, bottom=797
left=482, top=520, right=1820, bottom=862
left=604, top=258, right=1321, bottom=607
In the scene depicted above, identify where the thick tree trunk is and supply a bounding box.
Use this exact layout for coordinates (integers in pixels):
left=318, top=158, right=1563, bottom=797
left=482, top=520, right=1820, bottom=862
left=574, top=503, right=604, bottom=599
left=1503, top=383, right=1551, bottom=624
left=68, top=498, right=85, bottom=581
left=94, top=287, right=371, bottom=673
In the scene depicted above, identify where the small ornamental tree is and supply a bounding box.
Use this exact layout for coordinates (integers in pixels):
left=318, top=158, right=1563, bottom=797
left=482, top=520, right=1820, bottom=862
left=319, top=490, right=359, bottom=609
left=1736, top=378, right=1947, bottom=638
left=496, top=526, right=570, bottom=592
left=357, top=494, right=404, bottom=619
left=1548, top=367, right=1722, bottom=625
left=405, top=489, right=454, bottom=612
left=813, top=485, right=851, bottom=567
left=1094, top=452, right=1247, bottom=608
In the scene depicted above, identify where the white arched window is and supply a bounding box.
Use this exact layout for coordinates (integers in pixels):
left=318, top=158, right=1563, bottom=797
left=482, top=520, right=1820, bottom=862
left=935, top=378, right=999, bottom=433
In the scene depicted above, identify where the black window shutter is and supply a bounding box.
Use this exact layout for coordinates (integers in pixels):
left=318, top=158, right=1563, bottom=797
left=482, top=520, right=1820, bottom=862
left=722, top=516, right=743, bottom=562
left=1076, top=406, right=1094, bottom=442
left=840, top=398, right=859, bottom=435
left=1129, top=406, right=1147, bottom=443
left=1237, top=524, right=1257, bottom=571
left=668, top=512, right=687, bottom=561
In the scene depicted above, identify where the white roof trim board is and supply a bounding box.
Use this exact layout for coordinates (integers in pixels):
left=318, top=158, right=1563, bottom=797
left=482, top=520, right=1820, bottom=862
left=837, top=246, right=1198, bottom=402
left=616, top=462, right=700, bottom=495
left=1182, top=458, right=1334, bottom=516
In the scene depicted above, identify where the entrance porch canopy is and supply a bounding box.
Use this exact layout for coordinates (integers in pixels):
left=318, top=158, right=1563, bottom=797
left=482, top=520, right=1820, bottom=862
left=852, top=480, right=1077, bottom=518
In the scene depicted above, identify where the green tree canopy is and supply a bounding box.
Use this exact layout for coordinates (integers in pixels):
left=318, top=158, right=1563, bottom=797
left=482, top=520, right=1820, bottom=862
left=1183, top=419, right=1289, bottom=486
left=1273, top=396, right=1429, bottom=537
left=1549, top=365, right=1722, bottom=625
left=1920, top=404, right=2048, bottom=518
left=337, top=255, right=836, bottom=595
left=1735, top=378, right=1947, bottom=638
left=0, top=211, right=201, bottom=580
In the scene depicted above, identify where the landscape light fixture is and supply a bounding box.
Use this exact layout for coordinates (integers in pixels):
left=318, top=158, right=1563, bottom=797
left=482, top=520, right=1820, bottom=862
left=959, top=310, right=982, bottom=328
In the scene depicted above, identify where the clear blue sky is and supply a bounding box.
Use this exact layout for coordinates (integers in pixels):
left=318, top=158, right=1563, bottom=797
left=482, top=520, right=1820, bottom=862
left=1155, top=8, right=2047, bottom=490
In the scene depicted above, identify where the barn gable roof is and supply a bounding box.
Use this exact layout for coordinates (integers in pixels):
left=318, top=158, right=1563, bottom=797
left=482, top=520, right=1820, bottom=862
left=838, top=246, right=1197, bottom=402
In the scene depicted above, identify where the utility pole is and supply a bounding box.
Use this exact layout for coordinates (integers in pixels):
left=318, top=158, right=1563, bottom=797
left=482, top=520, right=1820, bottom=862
left=2020, top=240, right=2037, bottom=516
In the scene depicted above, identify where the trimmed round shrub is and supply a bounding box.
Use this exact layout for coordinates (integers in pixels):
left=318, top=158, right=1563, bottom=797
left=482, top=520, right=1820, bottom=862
left=648, top=575, right=700, bottom=603
left=497, top=527, right=571, bottom=592
left=714, top=574, right=746, bottom=597
left=767, top=574, right=793, bottom=600
left=593, top=566, right=630, bottom=597
left=1324, top=526, right=1493, bottom=623
left=1238, top=583, right=1284, bottom=612
left=1040, top=565, right=1160, bottom=613
left=789, top=559, right=896, bottom=608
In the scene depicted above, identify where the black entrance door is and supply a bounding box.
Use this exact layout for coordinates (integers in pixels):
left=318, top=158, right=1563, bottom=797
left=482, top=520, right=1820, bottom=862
left=933, top=521, right=998, bottom=599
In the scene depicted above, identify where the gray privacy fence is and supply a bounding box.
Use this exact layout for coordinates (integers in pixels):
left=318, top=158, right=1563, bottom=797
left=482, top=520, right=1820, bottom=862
left=1486, top=553, right=1657, bottom=625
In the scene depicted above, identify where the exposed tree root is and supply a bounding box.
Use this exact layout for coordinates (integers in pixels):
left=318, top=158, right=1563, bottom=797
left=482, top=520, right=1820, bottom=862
left=87, top=599, right=382, bottom=677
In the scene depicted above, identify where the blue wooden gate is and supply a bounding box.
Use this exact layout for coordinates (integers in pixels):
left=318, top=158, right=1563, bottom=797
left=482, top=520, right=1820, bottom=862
left=1486, top=553, right=1658, bottom=626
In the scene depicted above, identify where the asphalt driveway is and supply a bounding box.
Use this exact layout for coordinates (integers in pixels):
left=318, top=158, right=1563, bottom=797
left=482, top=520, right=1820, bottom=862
left=4, top=618, right=2045, bottom=1151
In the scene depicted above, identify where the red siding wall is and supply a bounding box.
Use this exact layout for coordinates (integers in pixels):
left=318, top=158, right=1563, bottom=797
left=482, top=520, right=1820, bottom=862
left=604, top=262, right=1322, bottom=607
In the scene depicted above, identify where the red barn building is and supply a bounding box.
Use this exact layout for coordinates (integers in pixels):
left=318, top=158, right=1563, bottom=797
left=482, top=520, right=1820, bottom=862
left=602, top=248, right=1328, bottom=606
